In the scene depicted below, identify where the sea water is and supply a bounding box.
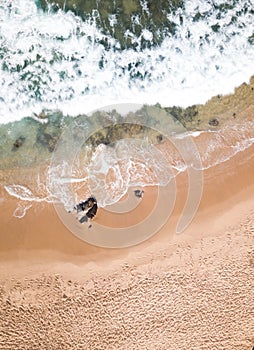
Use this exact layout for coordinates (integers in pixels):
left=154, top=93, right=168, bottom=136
left=1, top=0, right=254, bottom=122
left=0, top=0, right=254, bottom=217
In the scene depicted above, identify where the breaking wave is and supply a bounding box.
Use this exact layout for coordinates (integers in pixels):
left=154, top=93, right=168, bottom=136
left=0, top=0, right=254, bottom=122
left=1, top=0, right=254, bottom=217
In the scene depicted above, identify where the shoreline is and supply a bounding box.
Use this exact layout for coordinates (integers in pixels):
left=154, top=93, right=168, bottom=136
left=1, top=93, right=254, bottom=348
left=0, top=142, right=253, bottom=265
left=1, top=76, right=254, bottom=174
left=1, top=4, right=254, bottom=345
left=0, top=135, right=253, bottom=349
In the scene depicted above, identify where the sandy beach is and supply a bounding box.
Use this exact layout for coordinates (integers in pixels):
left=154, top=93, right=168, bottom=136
left=0, top=137, right=254, bottom=349
left=1, top=1, right=254, bottom=348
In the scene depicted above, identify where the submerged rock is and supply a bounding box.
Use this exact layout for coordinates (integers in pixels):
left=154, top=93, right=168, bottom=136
left=87, top=123, right=147, bottom=148
left=32, top=111, right=48, bottom=120
left=209, top=118, right=219, bottom=126
left=134, top=189, right=144, bottom=198
left=164, top=105, right=199, bottom=128
left=79, top=215, right=88, bottom=224
left=156, top=134, right=163, bottom=143
left=47, top=134, right=58, bottom=152
left=12, top=136, right=26, bottom=151
left=38, top=0, right=184, bottom=50
left=36, top=131, right=58, bottom=152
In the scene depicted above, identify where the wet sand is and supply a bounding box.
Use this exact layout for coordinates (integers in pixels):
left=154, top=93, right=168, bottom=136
left=0, top=139, right=254, bottom=349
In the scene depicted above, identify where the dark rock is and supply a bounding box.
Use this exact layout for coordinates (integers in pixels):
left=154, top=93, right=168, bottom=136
left=74, top=196, right=97, bottom=212
left=89, top=131, right=107, bottom=147
left=134, top=189, right=144, bottom=198
left=164, top=105, right=198, bottom=127
left=211, top=24, right=220, bottom=32
left=79, top=202, right=97, bottom=223
left=156, top=134, right=163, bottom=143
left=248, top=34, right=254, bottom=45
left=87, top=123, right=150, bottom=149
left=99, top=138, right=111, bottom=146
left=33, top=111, right=48, bottom=119
left=130, top=123, right=144, bottom=135
left=47, top=135, right=58, bottom=152
left=36, top=132, right=58, bottom=152
left=12, top=136, right=25, bottom=150
left=208, top=118, right=219, bottom=126
left=76, top=196, right=98, bottom=223
left=79, top=215, right=88, bottom=223
left=86, top=203, right=98, bottom=219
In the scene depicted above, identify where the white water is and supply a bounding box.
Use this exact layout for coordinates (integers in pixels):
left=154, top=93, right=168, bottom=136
left=1, top=0, right=254, bottom=218
left=3, top=183, right=51, bottom=217
left=5, top=119, right=254, bottom=214
left=0, top=0, right=254, bottom=123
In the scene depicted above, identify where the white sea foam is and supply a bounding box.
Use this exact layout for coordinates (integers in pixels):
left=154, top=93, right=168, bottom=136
left=4, top=121, right=254, bottom=215
left=0, top=0, right=254, bottom=123
left=46, top=119, right=254, bottom=210
left=4, top=184, right=52, bottom=202
left=13, top=202, right=32, bottom=218
left=1, top=0, right=254, bottom=216
left=48, top=138, right=174, bottom=208
left=4, top=183, right=53, bottom=217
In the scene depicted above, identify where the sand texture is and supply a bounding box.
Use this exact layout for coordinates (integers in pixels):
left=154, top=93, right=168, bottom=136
left=0, top=145, right=254, bottom=349
left=0, top=212, right=253, bottom=350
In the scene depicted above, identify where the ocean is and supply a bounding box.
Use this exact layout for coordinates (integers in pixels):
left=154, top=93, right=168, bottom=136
left=0, top=0, right=254, bottom=221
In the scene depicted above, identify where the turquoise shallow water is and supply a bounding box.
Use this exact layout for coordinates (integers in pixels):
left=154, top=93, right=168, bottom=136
left=1, top=103, right=254, bottom=219
left=0, top=105, right=177, bottom=169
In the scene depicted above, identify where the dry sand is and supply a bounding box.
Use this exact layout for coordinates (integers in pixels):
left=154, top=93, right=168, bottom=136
left=0, top=145, right=254, bottom=348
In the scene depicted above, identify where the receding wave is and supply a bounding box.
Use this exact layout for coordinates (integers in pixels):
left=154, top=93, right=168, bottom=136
left=1, top=0, right=254, bottom=218
left=2, top=116, right=254, bottom=217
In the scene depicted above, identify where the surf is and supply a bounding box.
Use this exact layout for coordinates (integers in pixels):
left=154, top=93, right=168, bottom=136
left=0, top=0, right=253, bottom=122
